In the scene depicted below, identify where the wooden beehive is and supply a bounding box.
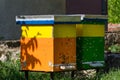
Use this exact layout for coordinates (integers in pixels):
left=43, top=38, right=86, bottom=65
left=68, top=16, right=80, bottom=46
left=16, top=15, right=82, bottom=72
left=76, top=15, right=107, bottom=69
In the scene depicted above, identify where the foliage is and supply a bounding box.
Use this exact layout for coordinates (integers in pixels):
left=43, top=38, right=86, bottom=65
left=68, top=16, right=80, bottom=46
left=108, top=0, right=120, bottom=23
left=108, top=44, right=120, bottom=53
left=0, top=60, right=24, bottom=80
left=0, top=60, right=50, bottom=80
left=0, top=59, right=95, bottom=80
left=1, top=59, right=120, bottom=80
left=100, top=69, right=120, bottom=80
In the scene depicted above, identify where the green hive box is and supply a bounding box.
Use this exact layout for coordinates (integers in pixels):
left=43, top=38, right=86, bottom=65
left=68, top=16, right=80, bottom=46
left=76, top=15, right=107, bottom=70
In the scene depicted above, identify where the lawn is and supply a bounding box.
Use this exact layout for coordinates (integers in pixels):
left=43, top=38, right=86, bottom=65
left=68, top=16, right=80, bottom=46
left=0, top=60, right=120, bottom=80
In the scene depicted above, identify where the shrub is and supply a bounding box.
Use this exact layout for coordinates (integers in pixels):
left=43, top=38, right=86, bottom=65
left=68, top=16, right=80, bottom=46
left=108, top=0, right=120, bottom=23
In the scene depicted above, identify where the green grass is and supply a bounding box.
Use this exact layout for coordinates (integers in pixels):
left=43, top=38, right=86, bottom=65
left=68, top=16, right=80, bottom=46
left=0, top=60, right=24, bottom=80
left=1, top=60, right=120, bottom=80
left=100, top=69, right=120, bottom=80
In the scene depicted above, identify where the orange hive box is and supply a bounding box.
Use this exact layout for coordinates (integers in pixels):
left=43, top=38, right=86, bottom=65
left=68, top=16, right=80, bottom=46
left=16, top=15, right=82, bottom=72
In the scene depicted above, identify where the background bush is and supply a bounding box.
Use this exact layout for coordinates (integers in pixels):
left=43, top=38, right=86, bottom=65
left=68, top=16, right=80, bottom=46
left=108, top=0, right=120, bottom=23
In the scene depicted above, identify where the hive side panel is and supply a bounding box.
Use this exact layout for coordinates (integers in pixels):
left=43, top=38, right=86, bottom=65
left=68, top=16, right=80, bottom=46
left=21, top=25, right=53, bottom=38
left=20, top=25, right=54, bottom=72
left=76, top=24, right=105, bottom=69
left=76, top=24, right=105, bottom=37
left=54, top=24, right=76, bottom=71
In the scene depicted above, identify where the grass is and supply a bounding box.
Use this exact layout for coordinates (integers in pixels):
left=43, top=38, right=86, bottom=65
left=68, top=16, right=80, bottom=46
left=100, top=69, right=120, bottom=80
left=0, top=60, right=24, bottom=80
left=1, top=60, right=120, bottom=80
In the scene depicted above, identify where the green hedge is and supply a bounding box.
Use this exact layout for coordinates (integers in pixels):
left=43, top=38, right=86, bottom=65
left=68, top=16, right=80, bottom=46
left=108, top=0, right=120, bottom=23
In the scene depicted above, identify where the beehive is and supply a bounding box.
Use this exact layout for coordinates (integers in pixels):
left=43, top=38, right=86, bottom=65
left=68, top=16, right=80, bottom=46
left=16, top=15, right=82, bottom=72
left=76, top=15, right=107, bottom=69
